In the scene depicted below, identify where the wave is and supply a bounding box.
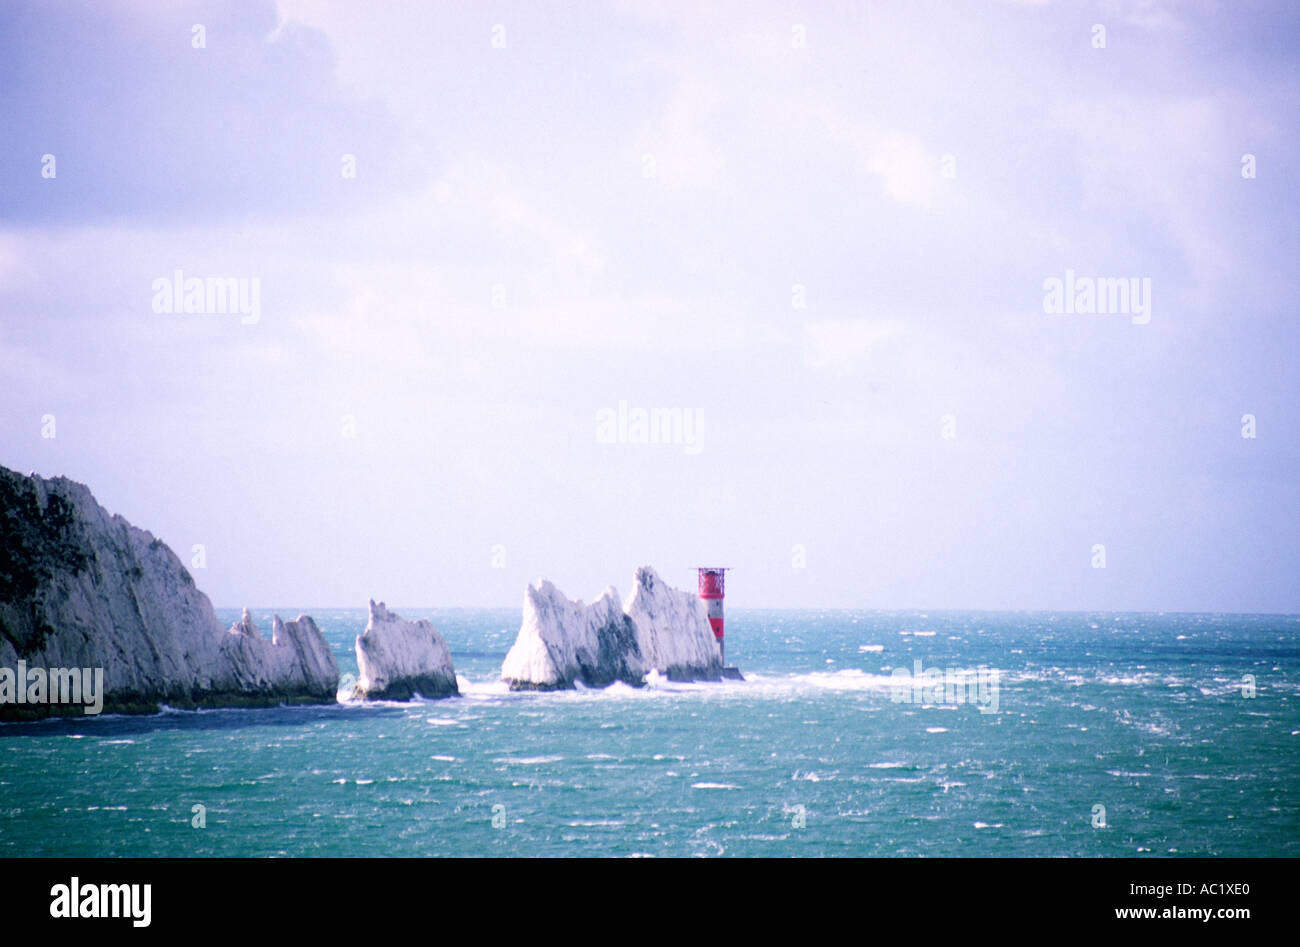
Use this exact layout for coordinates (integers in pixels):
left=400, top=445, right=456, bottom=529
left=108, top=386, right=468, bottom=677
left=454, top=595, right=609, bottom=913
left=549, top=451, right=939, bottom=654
left=789, top=669, right=899, bottom=691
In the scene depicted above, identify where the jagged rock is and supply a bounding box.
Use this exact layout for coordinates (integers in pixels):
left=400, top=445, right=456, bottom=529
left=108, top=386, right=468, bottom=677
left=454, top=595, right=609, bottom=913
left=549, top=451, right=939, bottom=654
left=228, top=607, right=262, bottom=638
left=269, top=614, right=342, bottom=695
left=623, top=565, right=723, bottom=682
left=353, top=600, right=458, bottom=700
left=500, top=566, right=721, bottom=690
left=501, top=582, right=645, bottom=690
left=0, top=465, right=339, bottom=719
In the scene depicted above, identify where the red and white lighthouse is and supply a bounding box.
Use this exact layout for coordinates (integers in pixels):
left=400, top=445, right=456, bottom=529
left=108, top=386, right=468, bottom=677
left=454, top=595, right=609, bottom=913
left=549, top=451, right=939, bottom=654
left=697, top=567, right=727, bottom=658
left=697, top=567, right=741, bottom=678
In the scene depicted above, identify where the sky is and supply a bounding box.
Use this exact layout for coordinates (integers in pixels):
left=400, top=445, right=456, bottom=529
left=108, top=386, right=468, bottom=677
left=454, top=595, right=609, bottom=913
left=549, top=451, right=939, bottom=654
left=1, top=0, right=1296, bottom=612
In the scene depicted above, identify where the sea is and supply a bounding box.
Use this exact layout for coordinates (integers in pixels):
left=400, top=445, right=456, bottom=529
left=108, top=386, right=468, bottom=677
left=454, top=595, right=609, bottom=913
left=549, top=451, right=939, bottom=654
left=1, top=609, right=1296, bottom=857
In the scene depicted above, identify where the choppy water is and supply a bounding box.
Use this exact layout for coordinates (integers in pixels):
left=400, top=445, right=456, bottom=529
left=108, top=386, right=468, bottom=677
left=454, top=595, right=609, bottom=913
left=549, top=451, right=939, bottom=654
left=1, top=609, right=1296, bottom=856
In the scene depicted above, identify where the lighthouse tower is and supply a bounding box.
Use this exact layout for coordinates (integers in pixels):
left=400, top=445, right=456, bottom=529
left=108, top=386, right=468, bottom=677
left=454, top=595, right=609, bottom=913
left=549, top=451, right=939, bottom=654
left=697, top=567, right=743, bottom=680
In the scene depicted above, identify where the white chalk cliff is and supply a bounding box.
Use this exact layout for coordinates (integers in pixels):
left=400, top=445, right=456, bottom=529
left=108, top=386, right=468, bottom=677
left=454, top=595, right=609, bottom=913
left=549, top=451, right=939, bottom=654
left=501, top=566, right=721, bottom=690
left=353, top=600, right=458, bottom=700
left=0, top=465, right=339, bottom=719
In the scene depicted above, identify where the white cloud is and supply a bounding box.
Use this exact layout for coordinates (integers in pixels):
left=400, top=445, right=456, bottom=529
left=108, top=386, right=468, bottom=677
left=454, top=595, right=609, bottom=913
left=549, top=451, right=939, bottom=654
left=1101, top=0, right=1188, bottom=31
left=803, top=319, right=903, bottom=371
left=1052, top=94, right=1232, bottom=290
left=491, top=193, right=606, bottom=277
left=868, top=132, right=941, bottom=207
left=635, top=79, right=727, bottom=191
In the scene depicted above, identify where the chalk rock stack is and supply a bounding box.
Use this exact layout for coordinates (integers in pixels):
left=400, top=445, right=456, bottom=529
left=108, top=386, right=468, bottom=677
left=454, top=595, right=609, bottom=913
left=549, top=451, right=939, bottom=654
left=501, top=566, right=722, bottom=690
left=623, top=565, right=723, bottom=682
left=501, top=582, right=645, bottom=690
left=352, top=600, right=458, bottom=700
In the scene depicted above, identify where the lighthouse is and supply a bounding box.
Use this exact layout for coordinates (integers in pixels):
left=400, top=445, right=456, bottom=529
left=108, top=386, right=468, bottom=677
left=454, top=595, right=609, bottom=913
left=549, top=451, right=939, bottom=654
left=697, top=567, right=744, bottom=680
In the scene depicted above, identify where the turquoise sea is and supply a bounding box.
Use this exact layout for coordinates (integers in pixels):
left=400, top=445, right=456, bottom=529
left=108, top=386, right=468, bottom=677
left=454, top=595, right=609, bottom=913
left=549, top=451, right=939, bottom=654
left=1, top=609, right=1296, bottom=857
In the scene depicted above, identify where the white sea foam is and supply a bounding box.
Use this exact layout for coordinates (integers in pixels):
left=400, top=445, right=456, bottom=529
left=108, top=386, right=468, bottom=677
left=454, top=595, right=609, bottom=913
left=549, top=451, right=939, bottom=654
left=793, top=770, right=833, bottom=782
left=792, top=669, right=897, bottom=691
left=458, top=678, right=510, bottom=698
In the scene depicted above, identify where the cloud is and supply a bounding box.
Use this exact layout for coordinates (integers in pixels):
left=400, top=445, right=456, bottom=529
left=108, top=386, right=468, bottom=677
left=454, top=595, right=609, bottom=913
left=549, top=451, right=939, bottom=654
left=635, top=79, right=727, bottom=191
left=1100, top=0, right=1188, bottom=32
left=491, top=193, right=606, bottom=279
left=868, top=132, right=941, bottom=207
left=0, top=0, right=418, bottom=226
left=803, top=319, right=903, bottom=372
left=1050, top=94, right=1236, bottom=295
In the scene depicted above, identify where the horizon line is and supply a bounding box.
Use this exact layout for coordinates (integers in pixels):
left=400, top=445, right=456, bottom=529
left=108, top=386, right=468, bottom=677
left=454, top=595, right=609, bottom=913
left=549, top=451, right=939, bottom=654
left=213, top=604, right=1300, bottom=619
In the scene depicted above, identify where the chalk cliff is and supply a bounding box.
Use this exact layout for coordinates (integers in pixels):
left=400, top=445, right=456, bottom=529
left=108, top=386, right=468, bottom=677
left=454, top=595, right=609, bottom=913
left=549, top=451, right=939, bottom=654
left=0, top=465, right=338, bottom=719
